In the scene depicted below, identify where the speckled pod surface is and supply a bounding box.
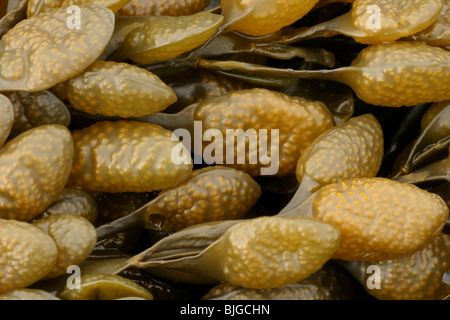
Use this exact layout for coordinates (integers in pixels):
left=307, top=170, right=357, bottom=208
left=119, top=0, right=210, bottom=16
left=296, top=114, right=383, bottom=187
left=67, top=61, right=176, bottom=117
left=117, top=11, right=223, bottom=64
left=0, top=219, right=57, bottom=294
left=68, top=120, right=193, bottom=193
left=345, top=42, right=450, bottom=107
left=313, top=178, right=449, bottom=260
left=0, top=5, right=114, bottom=91
left=33, top=214, right=97, bottom=279
left=146, top=166, right=261, bottom=232
left=194, top=88, right=335, bottom=176
left=221, top=0, right=320, bottom=36
left=209, top=217, right=341, bottom=289
left=0, top=125, right=74, bottom=221
left=344, top=233, right=450, bottom=299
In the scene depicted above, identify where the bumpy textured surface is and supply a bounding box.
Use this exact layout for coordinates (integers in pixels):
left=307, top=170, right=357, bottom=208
left=0, top=94, right=13, bottom=146
left=4, top=90, right=70, bottom=138
left=203, top=280, right=333, bottom=300
left=313, top=178, right=449, bottom=260
left=62, top=0, right=132, bottom=13
left=351, top=0, right=443, bottom=43
left=0, top=219, right=57, bottom=294
left=0, top=5, right=114, bottom=91
left=350, top=233, right=450, bottom=299
left=347, top=41, right=450, bottom=107
left=216, top=217, right=340, bottom=289
left=33, top=214, right=97, bottom=279
left=194, top=88, right=335, bottom=176
left=27, top=0, right=65, bottom=17
left=67, top=121, right=193, bottom=193
left=148, top=166, right=261, bottom=232
left=119, top=0, right=210, bottom=16
left=0, top=125, right=74, bottom=221
left=296, top=114, right=383, bottom=187
left=59, top=273, right=153, bottom=300
left=67, top=61, right=176, bottom=117
left=221, top=0, right=320, bottom=36
left=118, top=11, right=223, bottom=64
left=28, top=0, right=131, bottom=16
left=40, top=187, right=98, bottom=224
left=411, top=0, right=450, bottom=46
left=0, top=289, right=59, bottom=300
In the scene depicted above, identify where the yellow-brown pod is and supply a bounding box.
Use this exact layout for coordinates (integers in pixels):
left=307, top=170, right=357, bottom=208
left=4, top=90, right=71, bottom=138
left=284, top=0, right=443, bottom=45
left=146, top=166, right=261, bottom=232
left=119, top=0, right=210, bottom=17
left=115, top=11, right=223, bottom=64
left=350, top=0, right=443, bottom=44
left=67, top=120, right=193, bottom=193
left=39, top=187, right=98, bottom=223
left=0, top=5, right=115, bottom=92
left=198, top=217, right=340, bottom=289
left=335, top=41, right=450, bottom=107
left=202, top=279, right=333, bottom=300
left=59, top=273, right=153, bottom=300
left=61, top=0, right=132, bottom=13
left=99, top=16, right=156, bottom=60
left=0, top=219, right=57, bottom=294
left=98, top=166, right=262, bottom=235
left=0, top=125, right=74, bottom=221
left=312, top=178, right=449, bottom=260
left=342, top=233, right=450, bottom=300
left=0, top=94, right=13, bottom=146
left=33, top=214, right=97, bottom=279
left=193, top=88, right=334, bottom=176
left=67, top=61, right=177, bottom=118
left=408, top=0, right=450, bottom=46
left=27, top=0, right=131, bottom=16
left=129, top=216, right=340, bottom=289
left=27, top=0, right=65, bottom=17
left=221, top=0, right=320, bottom=36
left=296, top=114, right=383, bottom=186
left=0, top=288, right=59, bottom=300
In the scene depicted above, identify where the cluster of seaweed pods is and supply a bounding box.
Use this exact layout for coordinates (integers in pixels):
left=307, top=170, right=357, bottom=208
left=0, top=0, right=449, bottom=300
